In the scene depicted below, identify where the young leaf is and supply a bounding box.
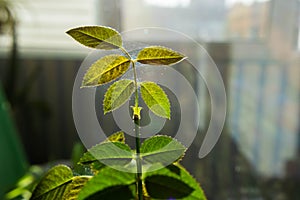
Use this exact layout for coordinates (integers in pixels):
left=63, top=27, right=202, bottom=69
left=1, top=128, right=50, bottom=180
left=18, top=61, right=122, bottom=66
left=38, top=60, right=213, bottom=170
left=136, top=46, right=186, bottom=65
left=82, top=55, right=131, bottom=87
left=103, top=79, right=135, bottom=114
left=66, top=26, right=122, bottom=49
left=77, top=167, right=136, bottom=200
left=140, top=81, right=170, bottom=119
left=105, top=131, right=125, bottom=143
left=131, top=106, right=142, bottom=119
left=79, top=142, right=133, bottom=166
left=140, top=135, right=186, bottom=165
left=144, top=164, right=207, bottom=200
left=90, top=161, right=104, bottom=175
left=30, top=165, right=80, bottom=200
left=63, top=176, right=91, bottom=200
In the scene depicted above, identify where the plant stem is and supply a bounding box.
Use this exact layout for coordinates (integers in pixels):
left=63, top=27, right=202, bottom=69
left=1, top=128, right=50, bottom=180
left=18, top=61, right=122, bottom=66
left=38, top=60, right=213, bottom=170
left=134, top=116, right=143, bottom=200
left=132, top=60, right=143, bottom=200
left=121, top=47, right=143, bottom=199
left=120, top=47, right=139, bottom=108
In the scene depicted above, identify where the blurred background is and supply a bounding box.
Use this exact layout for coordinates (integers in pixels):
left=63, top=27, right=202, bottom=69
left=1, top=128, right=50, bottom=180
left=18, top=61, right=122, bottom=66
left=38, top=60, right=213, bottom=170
left=0, top=0, right=300, bottom=199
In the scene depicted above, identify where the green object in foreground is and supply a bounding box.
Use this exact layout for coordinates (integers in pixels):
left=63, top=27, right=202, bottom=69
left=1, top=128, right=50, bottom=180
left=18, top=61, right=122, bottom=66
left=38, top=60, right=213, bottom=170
left=0, top=84, right=28, bottom=198
left=28, top=25, right=206, bottom=200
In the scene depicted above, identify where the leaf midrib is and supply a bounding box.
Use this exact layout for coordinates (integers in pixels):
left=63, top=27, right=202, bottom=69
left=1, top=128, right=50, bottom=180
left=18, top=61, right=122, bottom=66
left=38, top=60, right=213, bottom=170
left=78, top=30, right=120, bottom=48
left=85, top=58, right=130, bottom=85
left=141, top=148, right=185, bottom=157
left=101, top=59, right=130, bottom=75
left=81, top=155, right=132, bottom=163
left=138, top=55, right=183, bottom=61
left=111, top=80, right=134, bottom=105
left=33, top=179, right=72, bottom=199
left=142, top=84, right=164, bottom=109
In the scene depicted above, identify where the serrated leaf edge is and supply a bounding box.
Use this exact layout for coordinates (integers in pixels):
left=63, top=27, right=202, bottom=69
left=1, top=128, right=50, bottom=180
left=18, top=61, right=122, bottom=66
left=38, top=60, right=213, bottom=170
left=136, top=45, right=187, bottom=66
left=31, top=165, right=73, bottom=199
left=140, top=82, right=171, bottom=119
left=103, top=79, right=135, bottom=114
left=104, top=131, right=126, bottom=143
left=62, top=176, right=92, bottom=200
left=143, top=163, right=207, bottom=200
left=66, top=25, right=122, bottom=49
left=78, top=141, right=133, bottom=165
left=140, top=135, right=186, bottom=162
left=81, top=55, right=131, bottom=88
left=173, top=163, right=207, bottom=199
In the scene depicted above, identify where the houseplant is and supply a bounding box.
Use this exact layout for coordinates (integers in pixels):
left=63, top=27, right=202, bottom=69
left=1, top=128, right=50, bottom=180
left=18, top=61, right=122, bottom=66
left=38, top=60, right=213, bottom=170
left=28, top=26, right=206, bottom=200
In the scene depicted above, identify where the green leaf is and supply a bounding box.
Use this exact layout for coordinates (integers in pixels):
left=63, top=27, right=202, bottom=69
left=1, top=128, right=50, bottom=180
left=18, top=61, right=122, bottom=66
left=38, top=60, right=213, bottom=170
left=77, top=167, right=136, bottom=200
left=79, top=142, right=133, bottom=166
left=103, top=79, right=135, bottom=114
left=145, top=175, right=193, bottom=199
left=140, top=81, right=170, bottom=119
left=82, top=55, right=131, bottom=87
left=63, top=176, right=91, bottom=200
left=144, top=164, right=207, bottom=200
left=140, top=135, right=186, bottom=165
left=89, top=161, right=104, bottom=175
left=136, top=46, right=186, bottom=65
left=105, top=131, right=125, bottom=143
left=80, top=132, right=126, bottom=174
left=66, top=26, right=122, bottom=49
left=30, top=165, right=73, bottom=200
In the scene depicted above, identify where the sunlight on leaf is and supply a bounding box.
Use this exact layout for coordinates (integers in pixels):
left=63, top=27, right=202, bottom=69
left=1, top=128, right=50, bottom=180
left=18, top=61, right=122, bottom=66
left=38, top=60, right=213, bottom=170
left=140, top=81, right=170, bottom=119
left=137, top=46, right=186, bottom=65
left=140, top=135, right=186, bottom=165
left=30, top=165, right=91, bottom=200
left=82, top=55, right=131, bottom=87
left=66, top=26, right=122, bottom=49
left=80, top=132, right=126, bottom=174
left=105, top=131, right=126, bottom=143
left=30, top=165, right=73, bottom=200
left=103, top=79, right=135, bottom=114
left=63, top=176, right=91, bottom=200
left=79, top=142, right=132, bottom=166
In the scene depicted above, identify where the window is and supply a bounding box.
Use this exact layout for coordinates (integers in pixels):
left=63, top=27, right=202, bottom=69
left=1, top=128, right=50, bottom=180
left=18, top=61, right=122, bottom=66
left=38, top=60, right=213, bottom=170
left=2, top=0, right=97, bottom=56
